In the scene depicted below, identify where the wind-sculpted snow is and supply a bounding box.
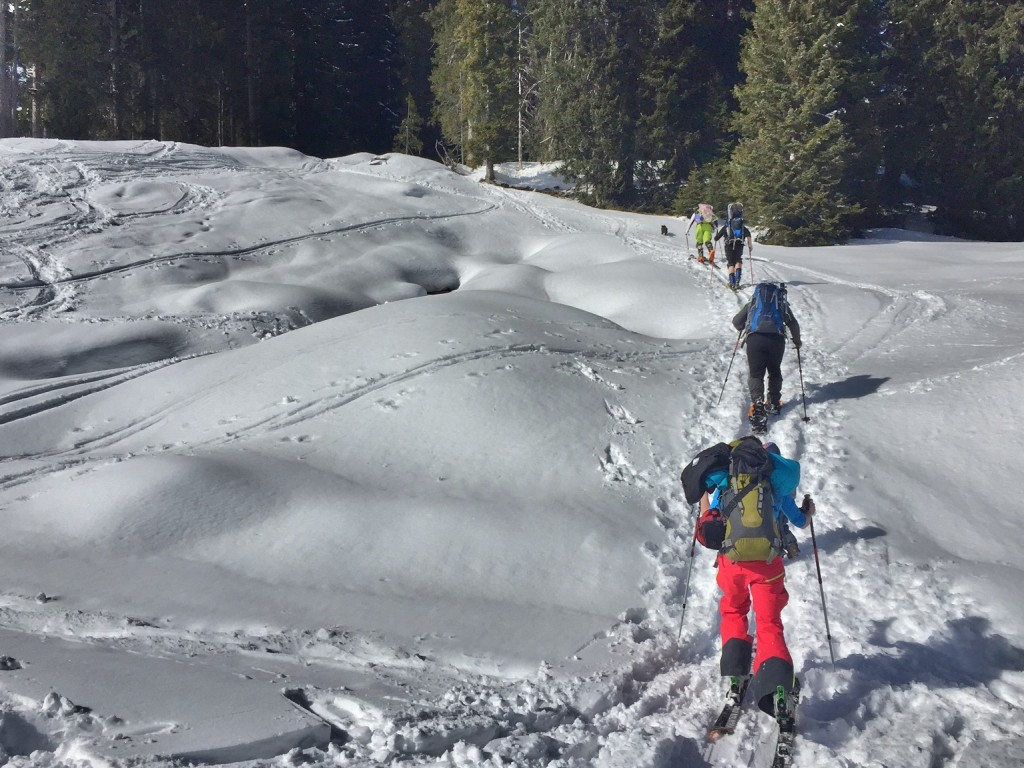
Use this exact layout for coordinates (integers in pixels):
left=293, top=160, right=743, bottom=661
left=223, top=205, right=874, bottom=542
left=1, top=140, right=1024, bottom=767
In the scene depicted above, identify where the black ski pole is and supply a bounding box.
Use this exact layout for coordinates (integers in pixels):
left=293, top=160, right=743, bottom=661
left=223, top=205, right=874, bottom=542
left=796, top=344, right=811, bottom=422
left=716, top=330, right=745, bottom=406
left=805, top=495, right=836, bottom=670
left=676, top=504, right=701, bottom=644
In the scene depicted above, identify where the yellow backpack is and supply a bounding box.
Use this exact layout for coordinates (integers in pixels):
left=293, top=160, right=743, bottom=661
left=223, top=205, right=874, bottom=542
left=718, top=437, right=782, bottom=563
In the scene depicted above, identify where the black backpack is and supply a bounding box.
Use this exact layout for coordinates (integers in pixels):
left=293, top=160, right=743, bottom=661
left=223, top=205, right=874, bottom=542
left=680, top=442, right=730, bottom=504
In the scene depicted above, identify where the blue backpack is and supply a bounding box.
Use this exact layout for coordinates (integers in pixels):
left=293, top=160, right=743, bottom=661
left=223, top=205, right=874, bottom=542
left=746, top=282, right=788, bottom=335
left=726, top=203, right=745, bottom=243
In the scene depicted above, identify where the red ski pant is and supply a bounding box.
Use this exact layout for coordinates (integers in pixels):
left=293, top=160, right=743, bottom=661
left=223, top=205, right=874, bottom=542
left=716, top=555, right=792, bottom=671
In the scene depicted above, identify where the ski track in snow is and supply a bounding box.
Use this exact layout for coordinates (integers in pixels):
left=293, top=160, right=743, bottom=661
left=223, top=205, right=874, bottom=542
left=0, top=144, right=490, bottom=336
left=2, top=149, right=1022, bottom=767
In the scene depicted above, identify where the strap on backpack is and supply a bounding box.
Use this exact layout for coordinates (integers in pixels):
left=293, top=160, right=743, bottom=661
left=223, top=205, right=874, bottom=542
left=719, top=477, right=760, bottom=518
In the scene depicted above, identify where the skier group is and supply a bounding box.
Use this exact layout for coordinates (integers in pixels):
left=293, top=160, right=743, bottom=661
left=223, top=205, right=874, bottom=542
left=689, top=201, right=803, bottom=435
left=684, top=202, right=754, bottom=291
left=677, top=204, right=828, bottom=766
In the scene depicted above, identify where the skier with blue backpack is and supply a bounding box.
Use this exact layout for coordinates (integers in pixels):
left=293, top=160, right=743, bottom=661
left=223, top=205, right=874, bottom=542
left=714, top=203, right=753, bottom=289
left=733, top=282, right=801, bottom=433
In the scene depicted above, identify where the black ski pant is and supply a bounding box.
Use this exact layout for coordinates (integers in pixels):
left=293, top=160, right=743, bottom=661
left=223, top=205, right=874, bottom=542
left=744, top=332, right=786, bottom=404
left=724, top=242, right=744, bottom=267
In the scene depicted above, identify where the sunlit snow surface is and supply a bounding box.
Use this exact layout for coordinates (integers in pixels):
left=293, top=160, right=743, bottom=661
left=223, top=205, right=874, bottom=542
left=1, top=140, right=1023, bottom=767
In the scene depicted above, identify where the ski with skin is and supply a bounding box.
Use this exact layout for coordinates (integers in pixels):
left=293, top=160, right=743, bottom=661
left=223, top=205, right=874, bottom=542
left=769, top=682, right=800, bottom=767
left=770, top=722, right=797, bottom=767
left=706, top=676, right=750, bottom=741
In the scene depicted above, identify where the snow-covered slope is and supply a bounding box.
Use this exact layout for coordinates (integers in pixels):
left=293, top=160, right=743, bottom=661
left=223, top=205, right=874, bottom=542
left=1, top=140, right=1023, bottom=767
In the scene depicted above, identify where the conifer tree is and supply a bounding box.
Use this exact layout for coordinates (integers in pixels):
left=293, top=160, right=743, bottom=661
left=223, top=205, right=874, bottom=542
left=301, top=1, right=400, bottom=157
left=883, top=0, right=1024, bottom=239
left=429, top=0, right=518, bottom=179
left=18, top=0, right=110, bottom=138
left=641, top=0, right=752, bottom=212
left=394, top=93, right=425, bottom=155
left=0, top=1, right=20, bottom=137
left=728, top=0, right=881, bottom=245
left=530, top=0, right=657, bottom=207
left=391, top=0, right=442, bottom=157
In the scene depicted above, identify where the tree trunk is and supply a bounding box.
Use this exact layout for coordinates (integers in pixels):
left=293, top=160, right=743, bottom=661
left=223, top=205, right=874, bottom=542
left=0, top=2, right=14, bottom=137
left=137, top=0, right=159, bottom=138
left=0, top=3, right=8, bottom=137
left=245, top=0, right=258, bottom=145
left=109, top=0, right=122, bottom=136
left=517, top=20, right=523, bottom=169
left=30, top=64, right=40, bottom=138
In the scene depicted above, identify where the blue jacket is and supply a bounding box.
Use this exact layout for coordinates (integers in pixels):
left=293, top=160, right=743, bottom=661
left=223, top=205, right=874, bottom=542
left=705, top=453, right=807, bottom=528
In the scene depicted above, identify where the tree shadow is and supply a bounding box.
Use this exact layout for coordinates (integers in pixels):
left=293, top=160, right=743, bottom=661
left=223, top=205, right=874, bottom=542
left=806, top=374, right=889, bottom=404
left=669, top=610, right=1021, bottom=766
left=666, top=736, right=710, bottom=767
left=668, top=565, right=1020, bottom=768
left=811, top=616, right=1024, bottom=723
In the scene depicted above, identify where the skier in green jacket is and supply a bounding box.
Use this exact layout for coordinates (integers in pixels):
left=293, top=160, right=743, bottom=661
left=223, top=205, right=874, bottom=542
left=686, top=203, right=717, bottom=264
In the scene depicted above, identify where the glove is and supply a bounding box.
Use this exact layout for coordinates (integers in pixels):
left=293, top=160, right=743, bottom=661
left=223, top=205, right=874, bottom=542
left=801, top=495, right=815, bottom=517
left=792, top=337, right=802, bottom=350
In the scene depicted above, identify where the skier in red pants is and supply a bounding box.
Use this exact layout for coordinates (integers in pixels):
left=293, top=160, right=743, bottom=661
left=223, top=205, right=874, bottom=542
left=716, top=557, right=793, bottom=693
left=693, top=438, right=815, bottom=716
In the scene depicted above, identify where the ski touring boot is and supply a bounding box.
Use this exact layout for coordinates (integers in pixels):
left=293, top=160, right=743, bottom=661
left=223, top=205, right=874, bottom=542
left=748, top=399, right=768, bottom=434
left=727, top=674, right=750, bottom=706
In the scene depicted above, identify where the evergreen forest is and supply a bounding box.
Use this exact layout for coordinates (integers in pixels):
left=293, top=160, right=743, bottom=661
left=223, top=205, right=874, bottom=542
left=1, top=1, right=1020, bottom=244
